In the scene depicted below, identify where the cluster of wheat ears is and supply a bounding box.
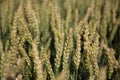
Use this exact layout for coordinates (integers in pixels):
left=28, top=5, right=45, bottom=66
left=0, top=0, right=120, bottom=80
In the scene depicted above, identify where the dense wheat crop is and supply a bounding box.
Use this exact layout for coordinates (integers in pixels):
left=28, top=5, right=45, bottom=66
left=0, top=0, right=120, bottom=80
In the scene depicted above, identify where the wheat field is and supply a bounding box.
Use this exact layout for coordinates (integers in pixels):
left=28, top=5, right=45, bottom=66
left=0, top=0, right=120, bottom=80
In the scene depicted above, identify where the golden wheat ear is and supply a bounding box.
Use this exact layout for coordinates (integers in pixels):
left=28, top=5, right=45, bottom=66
left=0, top=0, right=120, bottom=80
